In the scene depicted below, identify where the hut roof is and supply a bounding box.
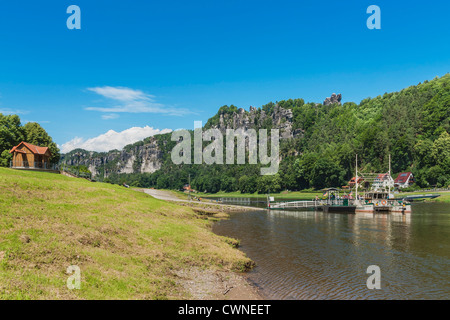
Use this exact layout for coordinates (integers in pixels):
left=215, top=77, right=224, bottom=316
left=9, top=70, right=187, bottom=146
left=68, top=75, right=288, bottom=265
left=10, top=142, right=51, bottom=156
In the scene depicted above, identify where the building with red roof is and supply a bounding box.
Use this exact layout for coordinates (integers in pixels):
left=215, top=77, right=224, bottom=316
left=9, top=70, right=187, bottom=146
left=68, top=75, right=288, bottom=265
left=348, top=176, right=364, bottom=187
left=394, top=172, right=415, bottom=189
left=10, top=141, right=52, bottom=170
left=372, top=173, right=392, bottom=189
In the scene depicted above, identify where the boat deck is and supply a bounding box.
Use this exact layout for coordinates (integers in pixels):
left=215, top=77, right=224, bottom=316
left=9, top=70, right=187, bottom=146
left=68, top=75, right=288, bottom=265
left=268, top=198, right=410, bottom=214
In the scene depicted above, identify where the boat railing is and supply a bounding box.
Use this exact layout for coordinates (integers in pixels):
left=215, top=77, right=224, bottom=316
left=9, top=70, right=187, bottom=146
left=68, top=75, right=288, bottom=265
left=363, top=198, right=406, bottom=206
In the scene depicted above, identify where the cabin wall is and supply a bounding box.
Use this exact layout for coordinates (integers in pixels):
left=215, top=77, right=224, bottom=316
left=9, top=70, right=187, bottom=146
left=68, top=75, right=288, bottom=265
left=11, top=143, right=52, bottom=168
left=12, top=146, right=35, bottom=167
left=11, top=145, right=50, bottom=168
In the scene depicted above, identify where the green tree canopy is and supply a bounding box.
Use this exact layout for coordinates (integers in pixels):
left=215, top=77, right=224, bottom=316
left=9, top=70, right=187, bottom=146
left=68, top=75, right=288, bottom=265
left=0, top=115, right=60, bottom=166
left=24, top=122, right=60, bottom=164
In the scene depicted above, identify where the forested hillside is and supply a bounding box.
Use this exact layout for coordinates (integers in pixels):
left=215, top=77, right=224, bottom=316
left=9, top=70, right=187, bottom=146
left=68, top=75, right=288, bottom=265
left=86, top=74, right=449, bottom=193
left=2, top=74, right=435, bottom=192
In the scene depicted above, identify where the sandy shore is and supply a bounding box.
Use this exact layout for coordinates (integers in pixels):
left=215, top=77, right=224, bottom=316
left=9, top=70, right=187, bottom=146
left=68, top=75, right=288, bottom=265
left=175, top=267, right=264, bottom=300
left=142, top=189, right=266, bottom=300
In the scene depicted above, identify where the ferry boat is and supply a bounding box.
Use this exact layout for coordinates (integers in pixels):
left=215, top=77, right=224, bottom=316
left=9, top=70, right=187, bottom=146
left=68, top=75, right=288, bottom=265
left=354, top=190, right=411, bottom=213
left=352, top=154, right=411, bottom=214
left=267, top=154, right=412, bottom=214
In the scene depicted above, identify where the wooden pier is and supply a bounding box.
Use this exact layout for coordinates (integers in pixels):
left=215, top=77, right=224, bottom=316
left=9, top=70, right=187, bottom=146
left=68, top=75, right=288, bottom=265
left=268, top=199, right=357, bottom=213
left=220, top=197, right=252, bottom=204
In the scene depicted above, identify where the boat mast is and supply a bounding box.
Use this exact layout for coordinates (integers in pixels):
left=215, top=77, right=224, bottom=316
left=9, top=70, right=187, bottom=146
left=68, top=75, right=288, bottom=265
left=355, top=154, right=358, bottom=201
left=388, top=154, right=391, bottom=197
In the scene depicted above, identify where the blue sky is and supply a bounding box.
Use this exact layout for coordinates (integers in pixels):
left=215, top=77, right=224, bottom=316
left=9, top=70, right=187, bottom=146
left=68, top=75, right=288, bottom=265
left=0, top=0, right=449, bottom=152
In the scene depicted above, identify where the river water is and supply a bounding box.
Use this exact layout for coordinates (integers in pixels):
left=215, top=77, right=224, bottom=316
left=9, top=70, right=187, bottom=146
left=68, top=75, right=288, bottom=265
left=212, top=202, right=450, bottom=300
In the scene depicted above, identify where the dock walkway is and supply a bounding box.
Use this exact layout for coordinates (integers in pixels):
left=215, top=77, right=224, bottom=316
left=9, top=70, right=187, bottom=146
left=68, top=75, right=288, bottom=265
left=142, top=189, right=266, bottom=212
left=269, top=199, right=353, bottom=210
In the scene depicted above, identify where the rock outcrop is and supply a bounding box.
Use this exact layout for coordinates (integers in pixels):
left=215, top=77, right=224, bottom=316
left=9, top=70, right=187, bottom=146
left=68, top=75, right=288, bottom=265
left=62, top=104, right=305, bottom=178
left=61, top=137, right=163, bottom=178
left=210, top=104, right=302, bottom=140
left=323, top=93, right=342, bottom=106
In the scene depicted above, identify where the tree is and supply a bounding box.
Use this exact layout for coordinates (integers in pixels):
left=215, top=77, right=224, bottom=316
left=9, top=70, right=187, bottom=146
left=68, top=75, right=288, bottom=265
left=310, top=158, right=345, bottom=190
left=24, top=122, right=60, bottom=164
left=431, top=131, right=450, bottom=167
left=414, top=139, right=434, bottom=168
left=0, top=114, right=25, bottom=166
left=256, top=174, right=282, bottom=194
left=421, top=89, right=450, bottom=139
left=220, top=176, right=236, bottom=192
left=0, top=150, right=12, bottom=167
left=294, top=153, right=319, bottom=189
left=238, top=175, right=257, bottom=194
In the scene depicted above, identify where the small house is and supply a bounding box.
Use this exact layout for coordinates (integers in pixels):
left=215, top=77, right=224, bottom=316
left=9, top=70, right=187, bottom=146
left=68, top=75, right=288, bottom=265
left=10, top=142, right=52, bottom=170
left=372, top=173, right=393, bottom=190
left=348, top=177, right=364, bottom=187
left=394, top=172, right=414, bottom=189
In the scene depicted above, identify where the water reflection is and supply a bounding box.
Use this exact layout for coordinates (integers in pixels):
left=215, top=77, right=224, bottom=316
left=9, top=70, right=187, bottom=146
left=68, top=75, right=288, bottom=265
left=213, top=203, right=449, bottom=300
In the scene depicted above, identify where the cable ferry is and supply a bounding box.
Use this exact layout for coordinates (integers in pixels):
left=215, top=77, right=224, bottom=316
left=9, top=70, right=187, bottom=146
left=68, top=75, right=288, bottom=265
left=354, top=190, right=411, bottom=213
left=267, top=155, right=412, bottom=214
left=353, top=155, right=411, bottom=213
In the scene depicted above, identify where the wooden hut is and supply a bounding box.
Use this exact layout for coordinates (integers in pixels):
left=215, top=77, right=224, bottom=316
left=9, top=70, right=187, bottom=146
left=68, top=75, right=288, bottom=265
left=10, top=142, right=52, bottom=170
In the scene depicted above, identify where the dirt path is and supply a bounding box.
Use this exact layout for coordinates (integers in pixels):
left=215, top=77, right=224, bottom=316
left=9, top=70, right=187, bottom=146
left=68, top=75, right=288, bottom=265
left=143, top=189, right=183, bottom=201
left=143, top=189, right=266, bottom=212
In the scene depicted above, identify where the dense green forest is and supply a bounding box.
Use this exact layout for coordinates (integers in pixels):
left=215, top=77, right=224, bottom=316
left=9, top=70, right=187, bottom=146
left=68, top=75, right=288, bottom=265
left=0, top=115, right=60, bottom=166
left=104, top=74, right=450, bottom=192
left=2, top=74, right=449, bottom=193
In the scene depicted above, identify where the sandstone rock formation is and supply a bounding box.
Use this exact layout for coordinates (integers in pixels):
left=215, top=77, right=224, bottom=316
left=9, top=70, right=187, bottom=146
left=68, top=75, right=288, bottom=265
left=210, top=104, right=302, bottom=140
left=323, top=93, right=342, bottom=106
left=62, top=104, right=305, bottom=178
left=61, top=137, right=163, bottom=178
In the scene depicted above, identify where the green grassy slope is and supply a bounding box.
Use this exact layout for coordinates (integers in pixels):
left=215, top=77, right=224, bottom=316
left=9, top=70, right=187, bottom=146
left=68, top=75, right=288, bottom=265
left=0, top=168, right=252, bottom=299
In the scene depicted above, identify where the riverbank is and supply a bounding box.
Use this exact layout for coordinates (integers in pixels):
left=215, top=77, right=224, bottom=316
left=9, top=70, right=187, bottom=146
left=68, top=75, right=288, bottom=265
left=172, top=189, right=323, bottom=201
left=175, top=267, right=263, bottom=300
left=191, top=189, right=450, bottom=203
left=0, top=168, right=262, bottom=299
left=140, top=189, right=266, bottom=214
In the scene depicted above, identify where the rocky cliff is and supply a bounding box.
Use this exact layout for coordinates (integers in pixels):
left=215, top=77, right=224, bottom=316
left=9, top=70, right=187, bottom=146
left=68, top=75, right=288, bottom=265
left=323, top=93, right=342, bottom=106
left=206, top=104, right=304, bottom=139
left=61, top=137, right=163, bottom=178
left=61, top=103, right=305, bottom=178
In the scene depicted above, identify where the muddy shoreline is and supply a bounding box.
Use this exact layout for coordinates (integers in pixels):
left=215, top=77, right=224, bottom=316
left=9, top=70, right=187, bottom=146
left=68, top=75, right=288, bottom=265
left=175, top=203, right=267, bottom=300
left=176, top=267, right=265, bottom=300
left=140, top=189, right=267, bottom=300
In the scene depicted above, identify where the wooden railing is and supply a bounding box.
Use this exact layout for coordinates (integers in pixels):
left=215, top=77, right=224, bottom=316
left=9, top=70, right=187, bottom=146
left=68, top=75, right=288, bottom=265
left=10, top=161, right=58, bottom=170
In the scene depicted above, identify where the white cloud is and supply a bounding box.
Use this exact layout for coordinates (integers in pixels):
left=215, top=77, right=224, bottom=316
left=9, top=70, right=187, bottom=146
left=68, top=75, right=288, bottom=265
left=61, top=126, right=172, bottom=153
left=0, top=94, right=29, bottom=115
left=88, top=86, right=152, bottom=102
left=86, top=86, right=192, bottom=117
left=0, top=108, right=29, bottom=115
left=101, top=113, right=119, bottom=120
left=22, top=120, right=50, bottom=124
